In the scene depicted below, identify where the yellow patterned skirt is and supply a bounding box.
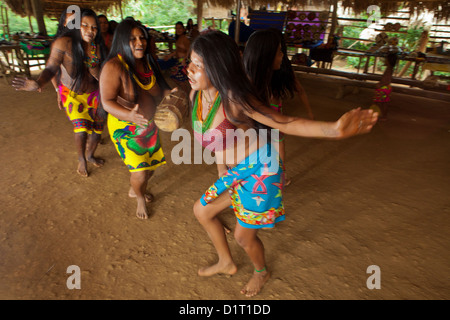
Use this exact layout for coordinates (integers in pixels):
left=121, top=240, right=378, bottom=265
left=107, top=114, right=166, bottom=172
left=58, top=84, right=104, bottom=134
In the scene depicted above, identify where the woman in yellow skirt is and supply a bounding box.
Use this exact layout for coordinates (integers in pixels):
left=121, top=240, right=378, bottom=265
left=12, top=9, right=108, bottom=177
left=100, top=19, right=171, bottom=219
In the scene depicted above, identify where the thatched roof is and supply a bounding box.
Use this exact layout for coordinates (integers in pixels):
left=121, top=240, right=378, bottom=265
left=3, top=0, right=122, bottom=18
left=206, top=0, right=450, bottom=21
left=4, top=0, right=449, bottom=21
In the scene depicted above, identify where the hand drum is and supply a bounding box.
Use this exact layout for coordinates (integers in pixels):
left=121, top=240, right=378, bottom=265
left=154, top=89, right=189, bottom=132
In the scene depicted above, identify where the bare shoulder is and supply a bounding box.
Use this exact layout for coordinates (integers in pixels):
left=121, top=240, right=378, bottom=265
left=51, top=36, right=72, bottom=51
left=103, top=57, right=123, bottom=73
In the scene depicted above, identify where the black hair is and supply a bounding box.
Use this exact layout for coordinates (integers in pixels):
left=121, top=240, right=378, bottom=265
left=97, top=14, right=113, bottom=34
left=105, top=19, right=170, bottom=103
left=270, top=28, right=297, bottom=100
left=175, top=21, right=185, bottom=40
left=190, top=30, right=269, bottom=130
left=55, top=9, right=69, bottom=38
left=244, top=28, right=296, bottom=102
left=186, top=18, right=194, bottom=31
left=69, top=8, right=107, bottom=93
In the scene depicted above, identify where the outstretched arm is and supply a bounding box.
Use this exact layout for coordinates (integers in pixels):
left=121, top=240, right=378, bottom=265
left=12, top=37, right=67, bottom=91
left=245, top=99, right=378, bottom=140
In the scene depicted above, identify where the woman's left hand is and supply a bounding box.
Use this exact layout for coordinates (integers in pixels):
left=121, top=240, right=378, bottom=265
left=12, top=77, right=41, bottom=92
left=335, top=108, right=378, bottom=138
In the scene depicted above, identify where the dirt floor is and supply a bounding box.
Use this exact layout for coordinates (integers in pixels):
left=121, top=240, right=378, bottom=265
left=0, top=70, right=449, bottom=301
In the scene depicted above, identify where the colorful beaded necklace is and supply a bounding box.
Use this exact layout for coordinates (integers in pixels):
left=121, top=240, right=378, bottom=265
left=84, top=41, right=99, bottom=68
left=117, top=54, right=156, bottom=90
left=192, top=90, right=221, bottom=134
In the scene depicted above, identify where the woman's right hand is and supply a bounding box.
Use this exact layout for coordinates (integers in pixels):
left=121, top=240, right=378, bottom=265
left=11, top=77, right=40, bottom=92
left=56, top=93, right=64, bottom=110
left=129, top=104, right=149, bottom=127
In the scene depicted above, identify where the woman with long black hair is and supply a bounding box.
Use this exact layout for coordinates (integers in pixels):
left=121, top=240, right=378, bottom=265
left=188, top=31, right=378, bottom=297
left=244, top=28, right=314, bottom=186
left=99, top=18, right=171, bottom=220
left=12, top=8, right=108, bottom=178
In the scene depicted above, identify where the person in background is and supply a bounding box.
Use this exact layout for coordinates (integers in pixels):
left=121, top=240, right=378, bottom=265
left=109, top=20, right=118, bottom=34
left=186, top=18, right=194, bottom=37
left=160, top=21, right=191, bottom=94
left=98, top=14, right=113, bottom=50
left=244, top=29, right=314, bottom=186
left=372, top=52, right=398, bottom=121
left=228, top=16, right=255, bottom=45
left=189, top=24, right=200, bottom=41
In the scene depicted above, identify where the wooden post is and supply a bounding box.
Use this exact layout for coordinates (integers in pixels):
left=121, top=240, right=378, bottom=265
left=1, top=5, right=11, bottom=40
left=30, top=0, right=47, bottom=36
left=328, top=0, right=338, bottom=43
left=24, top=0, right=34, bottom=33
left=398, top=30, right=429, bottom=78
left=197, top=0, right=203, bottom=31
left=28, top=16, right=34, bottom=33
left=119, top=0, right=124, bottom=20
left=234, top=0, right=241, bottom=44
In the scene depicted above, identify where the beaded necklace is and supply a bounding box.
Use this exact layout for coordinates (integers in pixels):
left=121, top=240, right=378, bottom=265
left=84, top=41, right=100, bottom=68
left=192, top=90, right=221, bottom=134
left=117, top=54, right=156, bottom=90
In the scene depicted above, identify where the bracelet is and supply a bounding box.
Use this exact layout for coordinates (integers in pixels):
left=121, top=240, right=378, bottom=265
left=255, top=266, right=266, bottom=273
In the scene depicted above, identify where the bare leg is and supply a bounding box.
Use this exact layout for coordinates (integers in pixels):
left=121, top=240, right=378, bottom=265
left=86, top=132, right=105, bottom=167
left=75, top=132, right=88, bottom=177
left=234, top=223, right=271, bottom=297
left=193, top=193, right=237, bottom=277
left=130, top=170, right=153, bottom=219
left=129, top=170, right=154, bottom=203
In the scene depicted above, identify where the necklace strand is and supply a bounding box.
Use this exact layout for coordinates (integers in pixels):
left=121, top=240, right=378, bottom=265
left=117, top=54, right=156, bottom=90
left=192, top=90, right=221, bottom=134
left=84, top=41, right=99, bottom=68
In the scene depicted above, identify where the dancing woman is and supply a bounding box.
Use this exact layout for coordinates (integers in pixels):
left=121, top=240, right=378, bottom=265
left=99, top=19, right=171, bottom=219
left=13, top=8, right=107, bottom=177
left=187, top=31, right=378, bottom=297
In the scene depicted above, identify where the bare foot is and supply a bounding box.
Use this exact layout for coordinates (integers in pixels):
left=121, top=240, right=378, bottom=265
left=198, top=261, right=237, bottom=277
left=77, top=161, right=88, bottom=177
left=128, top=189, right=154, bottom=203
left=136, top=200, right=149, bottom=219
left=240, top=269, right=271, bottom=297
left=87, top=156, right=105, bottom=168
